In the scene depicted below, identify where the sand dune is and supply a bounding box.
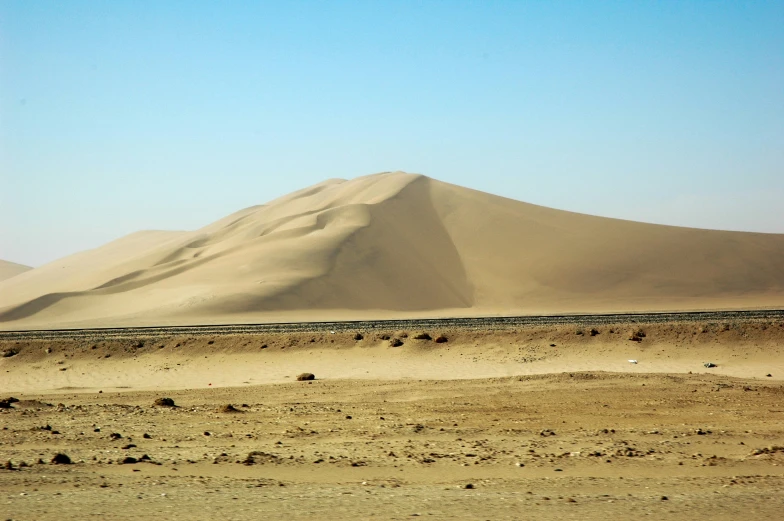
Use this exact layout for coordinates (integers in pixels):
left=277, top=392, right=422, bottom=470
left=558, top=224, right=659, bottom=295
left=0, top=260, right=32, bottom=282
left=2, top=171, right=784, bottom=329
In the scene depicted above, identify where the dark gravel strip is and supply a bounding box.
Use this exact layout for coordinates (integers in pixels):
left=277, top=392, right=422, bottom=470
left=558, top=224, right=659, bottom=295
left=1, top=309, right=783, bottom=341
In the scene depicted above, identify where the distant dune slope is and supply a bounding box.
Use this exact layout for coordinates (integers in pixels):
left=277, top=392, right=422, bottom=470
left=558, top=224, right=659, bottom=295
left=0, top=260, right=32, bottom=282
left=1, top=172, right=783, bottom=328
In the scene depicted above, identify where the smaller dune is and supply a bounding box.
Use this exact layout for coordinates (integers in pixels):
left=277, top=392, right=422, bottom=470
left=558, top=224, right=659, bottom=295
left=0, top=260, right=32, bottom=282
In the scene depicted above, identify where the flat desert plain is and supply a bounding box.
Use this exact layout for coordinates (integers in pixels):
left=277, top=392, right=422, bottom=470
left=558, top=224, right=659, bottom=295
left=2, top=320, right=784, bottom=520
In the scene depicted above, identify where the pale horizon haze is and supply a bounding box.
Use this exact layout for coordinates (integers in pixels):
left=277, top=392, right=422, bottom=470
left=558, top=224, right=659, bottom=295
left=1, top=1, right=782, bottom=267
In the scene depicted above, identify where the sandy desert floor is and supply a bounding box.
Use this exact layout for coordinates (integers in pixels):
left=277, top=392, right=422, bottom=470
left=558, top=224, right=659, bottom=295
left=2, top=319, right=784, bottom=519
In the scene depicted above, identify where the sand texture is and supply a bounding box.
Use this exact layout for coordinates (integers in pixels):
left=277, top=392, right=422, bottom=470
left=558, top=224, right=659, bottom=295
left=0, top=260, right=32, bottom=282
left=2, top=371, right=784, bottom=520
left=2, top=172, right=784, bottom=329
left=2, top=320, right=783, bottom=519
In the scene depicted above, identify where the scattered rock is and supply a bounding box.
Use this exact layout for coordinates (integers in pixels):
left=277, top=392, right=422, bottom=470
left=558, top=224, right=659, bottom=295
left=389, top=338, right=404, bottom=347
left=379, top=334, right=391, bottom=340
left=629, top=331, right=645, bottom=342
left=464, top=483, right=474, bottom=489
left=590, top=328, right=600, bottom=336
left=120, top=457, right=138, bottom=465
left=413, top=332, right=432, bottom=340
left=661, top=496, right=669, bottom=501
left=109, top=432, right=122, bottom=440
left=751, top=446, right=784, bottom=456
left=703, top=362, right=717, bottom=368
left=540, top=429, right=557, bottom=437
left=217, top=404, right=242, bottom=413
left=1, top=349, right=18, bottom=358
left=242, top=451, right=280, bottom=465
left=153, top=397, right=176, bottom=407
left=353, top=333, right=364, bottom=341
left=296, top=373, right=315, bottom=381
left=434, top=335, right=448, bottom=343
left=143, top=433, right=152, bottom=439
left=0, top=397, right=20, bottom=409
left=767, top=374, right=773, bottom=378
left=51, top=453, right=71, bottom=465
left=121, top=444, right=137, bottom=450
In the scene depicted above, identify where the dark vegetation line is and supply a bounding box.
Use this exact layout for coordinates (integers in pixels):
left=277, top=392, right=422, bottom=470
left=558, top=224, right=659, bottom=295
left=1, top=309, right=783, bottom=341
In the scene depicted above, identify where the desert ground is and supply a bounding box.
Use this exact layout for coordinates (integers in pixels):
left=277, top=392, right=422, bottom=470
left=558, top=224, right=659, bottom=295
left=2, top=319, right=784, bottom=520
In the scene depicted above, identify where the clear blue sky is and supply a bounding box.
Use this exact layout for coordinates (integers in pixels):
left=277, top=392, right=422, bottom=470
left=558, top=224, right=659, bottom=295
left=1, top=1, right=782, bottom=267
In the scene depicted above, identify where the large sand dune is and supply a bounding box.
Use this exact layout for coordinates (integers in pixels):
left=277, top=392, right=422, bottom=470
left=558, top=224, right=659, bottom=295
left=0, top=260, right=32, bottom=282
left=2, top=172, right=784, bottom=329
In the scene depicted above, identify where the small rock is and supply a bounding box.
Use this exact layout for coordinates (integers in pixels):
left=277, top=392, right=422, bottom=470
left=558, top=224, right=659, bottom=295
left=389, top=338, right=404, bottom=347
left=296, top=373, right=315, bottom=381
left=434, top=335, right=448, bottom=343
left=353, top=333, right=364, bottom=341
left=217, top=404, right=242, bottom=413
left=464, top=483, right=474, bottom=489
left=153, top=397, right=175, bottom=407
left=51, top=453, right=71, bottom=465
left=413, top=332, right=432, bottom=340
left=120, top=457, right=138, bottom=465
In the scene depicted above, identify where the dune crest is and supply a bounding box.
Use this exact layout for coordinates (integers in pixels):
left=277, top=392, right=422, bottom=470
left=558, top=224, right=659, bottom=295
left=2, top=171, right=784, bottom=328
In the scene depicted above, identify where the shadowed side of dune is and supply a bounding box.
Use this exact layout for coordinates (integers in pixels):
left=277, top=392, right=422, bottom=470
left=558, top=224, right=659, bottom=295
left=430, top=178, right=784, bottom=310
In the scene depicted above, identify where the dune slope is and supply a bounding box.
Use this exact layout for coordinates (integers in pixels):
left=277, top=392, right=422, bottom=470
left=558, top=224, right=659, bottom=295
left=0, top=260, right=32, bottom=282
left=1, top=171, right=783, bottom=328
